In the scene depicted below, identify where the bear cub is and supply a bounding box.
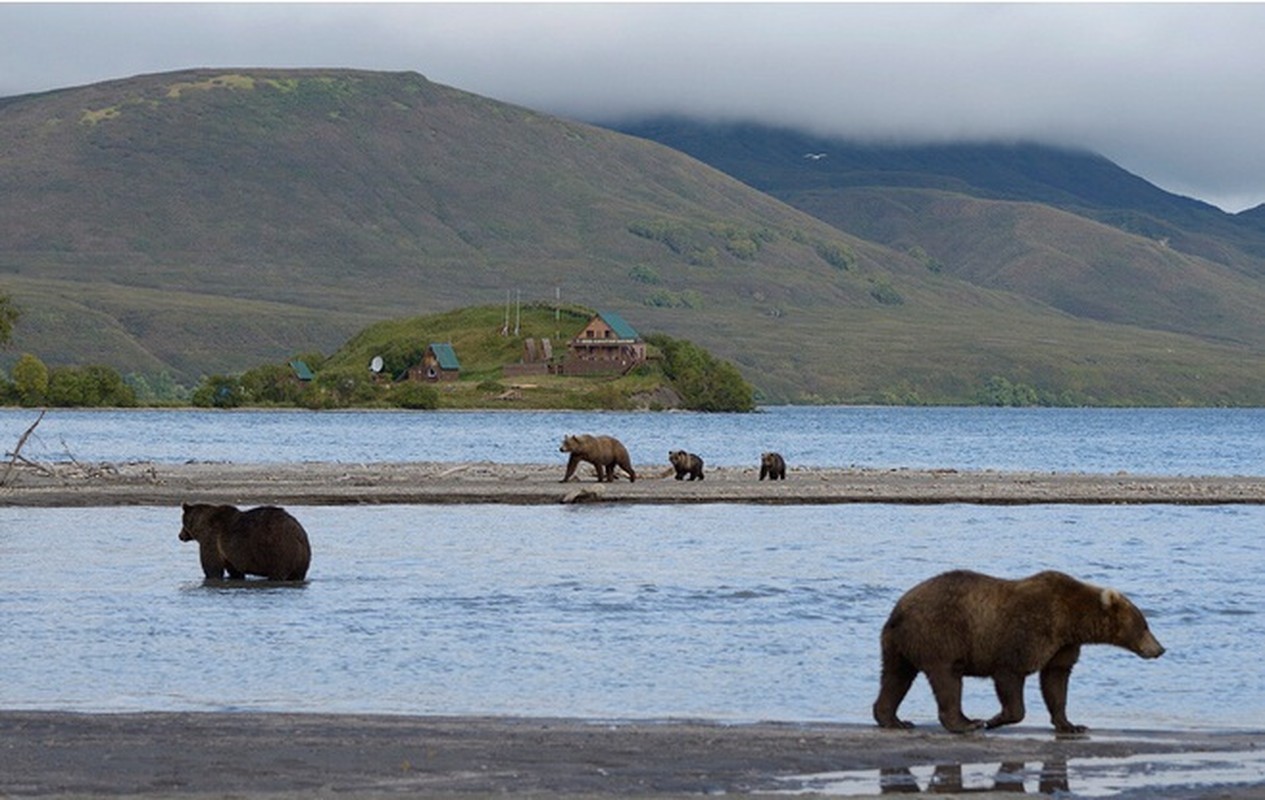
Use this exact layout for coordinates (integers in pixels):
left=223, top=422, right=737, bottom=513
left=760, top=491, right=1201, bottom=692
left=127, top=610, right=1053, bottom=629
left=668, top=450, right=705, bottom=481
left=873, top=569, right=1164, bottom=734
left=759, top=451, right=786, bottom=480
left=559, top=434, right=636, bottom=483
left=179, top=502, right=312, bottom=581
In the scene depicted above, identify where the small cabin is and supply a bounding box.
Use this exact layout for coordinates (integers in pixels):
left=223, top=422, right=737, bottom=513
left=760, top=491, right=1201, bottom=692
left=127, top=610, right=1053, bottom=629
left=407, top=343, right=461, bottom=382
left=563, top=310, right=646, bottom=376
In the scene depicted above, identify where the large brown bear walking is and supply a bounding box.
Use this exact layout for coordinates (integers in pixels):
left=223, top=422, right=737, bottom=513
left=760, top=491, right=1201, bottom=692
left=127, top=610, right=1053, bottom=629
left=872, top=569, right=1164, bottom=733
left=179, top=503, right=312, bottom=581
left=559, top=434, right=636, bottom=483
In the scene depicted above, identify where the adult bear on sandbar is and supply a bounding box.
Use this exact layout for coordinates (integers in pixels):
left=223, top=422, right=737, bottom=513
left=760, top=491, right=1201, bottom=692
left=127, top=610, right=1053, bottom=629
left=759, top=451, right=786, bottom=480
left=179, top=502, right=312, bottom=581
left=872, top=569, right=1164, bottom=734
left=559, top=434, right=636, bottom=483
left=669, top=450, right=705, bottom=481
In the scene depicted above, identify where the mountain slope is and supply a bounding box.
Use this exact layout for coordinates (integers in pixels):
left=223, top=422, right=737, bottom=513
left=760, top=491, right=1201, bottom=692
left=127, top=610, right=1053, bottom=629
left=785, top=187, right=1265, bottom=349
left=0, top=69, right=884, bottom=387
left=608, top=117, right=1265, bottom=350
left=3, top=70, right=1265, bottom=404
left=609, top=117, right=1265, bottom=269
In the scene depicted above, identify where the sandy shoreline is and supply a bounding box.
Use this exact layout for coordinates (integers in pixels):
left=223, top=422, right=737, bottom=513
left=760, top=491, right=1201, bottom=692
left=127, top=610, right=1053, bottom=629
left=2, top=711, right=1262, bottom=799
left=5, top=459, right=1265, bottom=507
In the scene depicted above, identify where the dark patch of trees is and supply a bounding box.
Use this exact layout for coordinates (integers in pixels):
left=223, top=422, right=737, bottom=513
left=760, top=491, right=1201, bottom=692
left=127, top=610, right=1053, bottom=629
left=646, top=333, right=754, bottom=412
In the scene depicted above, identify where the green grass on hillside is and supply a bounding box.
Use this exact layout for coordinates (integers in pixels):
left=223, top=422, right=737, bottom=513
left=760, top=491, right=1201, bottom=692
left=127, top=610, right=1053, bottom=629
left=284, top=303, right=691, bottom=411
left=325, top=303, right=593, bottom=381
left=6, top=69, right=1265, bottom=406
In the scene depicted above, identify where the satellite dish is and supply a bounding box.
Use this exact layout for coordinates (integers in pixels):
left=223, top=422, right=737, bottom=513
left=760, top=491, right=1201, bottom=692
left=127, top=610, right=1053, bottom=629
left=370, top=356, right=384, bottom=373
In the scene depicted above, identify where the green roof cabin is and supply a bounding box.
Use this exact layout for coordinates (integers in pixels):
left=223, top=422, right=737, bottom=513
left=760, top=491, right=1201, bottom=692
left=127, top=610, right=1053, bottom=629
left=288, top=360, right=315, bottom=382
left=408, top=342, right=461, bottom=382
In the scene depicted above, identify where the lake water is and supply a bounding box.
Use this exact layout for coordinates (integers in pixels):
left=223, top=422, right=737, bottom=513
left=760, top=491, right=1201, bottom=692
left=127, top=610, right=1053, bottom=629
left=1, top=407, right=1263, bottom=732
left=3, top=405, right=1265, bottom=474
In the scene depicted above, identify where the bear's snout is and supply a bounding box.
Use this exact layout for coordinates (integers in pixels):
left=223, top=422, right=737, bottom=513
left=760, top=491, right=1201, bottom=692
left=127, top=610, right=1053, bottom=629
left=178, top=528, right=193, bottom=541
left=1136, top=630, right=1165, bottom=659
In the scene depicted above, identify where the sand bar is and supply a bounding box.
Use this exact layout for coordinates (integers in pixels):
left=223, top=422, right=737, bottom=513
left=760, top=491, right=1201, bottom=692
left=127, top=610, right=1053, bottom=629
left=5, top=460, right=1265, bottom=507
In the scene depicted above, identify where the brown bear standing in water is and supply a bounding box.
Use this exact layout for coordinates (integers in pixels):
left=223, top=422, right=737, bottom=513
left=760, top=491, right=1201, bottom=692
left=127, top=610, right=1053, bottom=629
left=759, top=451, right=786, bottom=480
left=668, top=450, right=705, bottom=481
left=873, top=569, right=1164, bottom=734
left=559, top=434, right=636, bottom=483
left=179, top=502, right=312, bottom=581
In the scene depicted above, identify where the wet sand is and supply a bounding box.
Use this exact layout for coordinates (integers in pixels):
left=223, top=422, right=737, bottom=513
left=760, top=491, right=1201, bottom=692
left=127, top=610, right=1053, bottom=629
left=4, top=459, right=1264, bottom=797
left=2, top=711, right=1262, bottom=799
left=5, top=459, right=1265, bottom=507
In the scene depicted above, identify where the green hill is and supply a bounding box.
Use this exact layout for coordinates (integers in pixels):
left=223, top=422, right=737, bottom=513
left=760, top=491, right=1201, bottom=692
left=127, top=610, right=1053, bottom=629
left=3, top=69, right=1265, bottom=404
left=0, top=69, right=895, bottom=398
left=218, top=304, right=753, bottom=412
left=323, top=304, right=596, bottom=383
left=783, top=187, right=1265, bottom=349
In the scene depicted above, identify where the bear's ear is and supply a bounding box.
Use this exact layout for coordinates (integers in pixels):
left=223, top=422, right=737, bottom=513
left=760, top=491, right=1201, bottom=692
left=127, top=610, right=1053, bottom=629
left=182, top=502, right=190, bottom=511
left=1100, top=587, right=1123, bottom=608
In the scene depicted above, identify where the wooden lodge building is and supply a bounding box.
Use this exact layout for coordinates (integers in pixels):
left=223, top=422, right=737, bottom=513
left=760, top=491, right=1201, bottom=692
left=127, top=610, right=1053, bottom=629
left=562, top=310, right=646, bottom=376
left=502, top=310, right=647, bottom=378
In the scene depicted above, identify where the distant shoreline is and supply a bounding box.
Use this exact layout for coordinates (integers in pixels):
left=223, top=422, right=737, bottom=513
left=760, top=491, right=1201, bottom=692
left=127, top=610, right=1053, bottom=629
left=5, top=460, right=1265, bottom=507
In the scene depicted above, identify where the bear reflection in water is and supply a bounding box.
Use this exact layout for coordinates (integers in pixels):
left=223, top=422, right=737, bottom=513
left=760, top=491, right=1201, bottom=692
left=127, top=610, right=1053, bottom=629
left=877, top=761, right=1069, bottom=795
left=874, top=569, right=1164, bottom=733
left=179, top=502, right=312, bottom=582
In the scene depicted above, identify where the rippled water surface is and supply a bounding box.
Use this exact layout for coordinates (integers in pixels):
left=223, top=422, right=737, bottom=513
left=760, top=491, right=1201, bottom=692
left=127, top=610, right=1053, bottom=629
left=4, top=405, right=1265, bottom=474
left=3, top=502, right=1261, bottom=731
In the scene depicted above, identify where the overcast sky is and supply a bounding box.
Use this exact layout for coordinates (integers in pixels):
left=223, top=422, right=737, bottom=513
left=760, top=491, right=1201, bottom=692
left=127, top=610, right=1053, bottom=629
left=4, top=3, right=1264, bottom=212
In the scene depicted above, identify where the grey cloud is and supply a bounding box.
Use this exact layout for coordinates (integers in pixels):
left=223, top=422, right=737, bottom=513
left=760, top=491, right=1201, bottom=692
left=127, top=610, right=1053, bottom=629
left=2, top=4, right=1263, bottom=211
